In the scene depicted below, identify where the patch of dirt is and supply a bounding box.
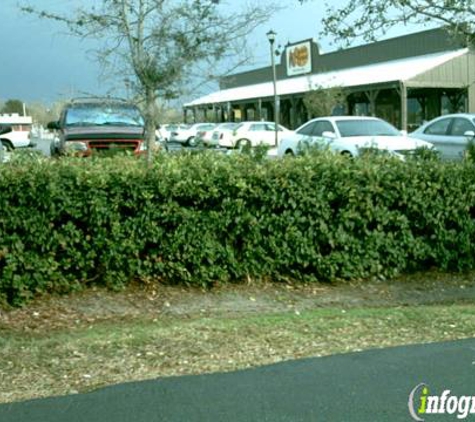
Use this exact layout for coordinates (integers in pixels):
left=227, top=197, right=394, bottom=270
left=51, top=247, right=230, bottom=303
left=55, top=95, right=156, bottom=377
left=1, top=270, right=475, bottom=333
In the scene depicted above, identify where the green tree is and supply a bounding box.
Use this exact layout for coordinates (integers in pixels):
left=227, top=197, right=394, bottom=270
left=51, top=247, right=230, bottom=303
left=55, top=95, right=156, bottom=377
left=1, top=99, right=25, bottom=115
left=22, top=0, right=277, bottom=163
left=299, top=0, right=475, bottom=46
left=303, top=85, right=346, bottom=118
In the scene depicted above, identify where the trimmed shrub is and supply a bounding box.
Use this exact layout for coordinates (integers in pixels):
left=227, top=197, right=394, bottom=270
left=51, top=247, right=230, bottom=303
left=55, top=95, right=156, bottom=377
left=1, top=151, right=475, bottom=305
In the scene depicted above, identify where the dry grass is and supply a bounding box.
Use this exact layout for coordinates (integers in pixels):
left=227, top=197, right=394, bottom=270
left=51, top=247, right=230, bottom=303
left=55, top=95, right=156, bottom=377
left=1, top=271, right=475, bottom=404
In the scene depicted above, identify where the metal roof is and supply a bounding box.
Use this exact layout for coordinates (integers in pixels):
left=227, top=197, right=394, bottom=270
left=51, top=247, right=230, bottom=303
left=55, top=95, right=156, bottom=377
left=185, top=48, right=468, bottom=107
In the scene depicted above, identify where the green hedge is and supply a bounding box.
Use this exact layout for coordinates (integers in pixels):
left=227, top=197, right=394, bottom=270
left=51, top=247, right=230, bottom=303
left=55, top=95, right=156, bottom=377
left=1, top=151, right=475, bottom=305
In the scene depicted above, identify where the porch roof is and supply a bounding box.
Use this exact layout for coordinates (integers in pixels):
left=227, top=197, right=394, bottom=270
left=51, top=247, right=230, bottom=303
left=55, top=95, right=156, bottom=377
left=185, top=48, right=468, bottom=107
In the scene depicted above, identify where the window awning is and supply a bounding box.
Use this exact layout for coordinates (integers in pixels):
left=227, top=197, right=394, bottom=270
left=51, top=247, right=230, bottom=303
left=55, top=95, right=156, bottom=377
left=185, top=48, right=468, bottom=107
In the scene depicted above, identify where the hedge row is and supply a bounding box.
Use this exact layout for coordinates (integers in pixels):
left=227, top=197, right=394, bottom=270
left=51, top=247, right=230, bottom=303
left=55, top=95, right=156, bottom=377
left=1, top=151, right=475, bottom=305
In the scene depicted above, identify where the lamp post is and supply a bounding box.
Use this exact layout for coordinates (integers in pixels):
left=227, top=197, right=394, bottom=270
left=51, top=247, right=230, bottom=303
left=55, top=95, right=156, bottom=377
left=124, top=78, right=131, bottom=99
left=266, top=29, right=279, bottom=147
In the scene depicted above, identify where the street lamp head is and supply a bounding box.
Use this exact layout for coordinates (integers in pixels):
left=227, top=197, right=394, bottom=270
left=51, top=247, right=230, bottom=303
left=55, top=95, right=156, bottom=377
left=266, top=29, right=276, bottom=44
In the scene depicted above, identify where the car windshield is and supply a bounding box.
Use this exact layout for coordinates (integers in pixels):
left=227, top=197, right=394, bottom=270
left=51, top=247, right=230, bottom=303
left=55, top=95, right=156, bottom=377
left=335, top=119, right=400, bottom=137
left=65, top=103, right=145, bottom=127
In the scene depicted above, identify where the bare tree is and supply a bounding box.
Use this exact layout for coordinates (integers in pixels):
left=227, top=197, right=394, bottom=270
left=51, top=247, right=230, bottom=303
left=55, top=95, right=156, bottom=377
left=298, top=0, right=475, bottom=46
left=27, top=101, right=66, bottom=126
left=22, top=0, right=278, bottom=163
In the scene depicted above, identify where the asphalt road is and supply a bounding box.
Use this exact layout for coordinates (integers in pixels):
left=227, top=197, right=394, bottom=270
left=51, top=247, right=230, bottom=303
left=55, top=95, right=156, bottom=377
left=1, top=338, right=474, bottom=422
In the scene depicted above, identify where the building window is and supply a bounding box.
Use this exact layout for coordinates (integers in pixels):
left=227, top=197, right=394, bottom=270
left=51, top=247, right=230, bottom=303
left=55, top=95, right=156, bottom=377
left=441, top=92, right=467, bottom=114
left=353, top=102, right=369, bottom=116
left=407, top=98, right=423, bottom=132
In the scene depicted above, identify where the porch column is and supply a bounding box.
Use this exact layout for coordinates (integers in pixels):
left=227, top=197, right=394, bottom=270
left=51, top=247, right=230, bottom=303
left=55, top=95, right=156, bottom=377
left=466, top=50, right=475, bottom=112
left=239, top=105, right=246, bottom=121
left=290, top=97, right=297, bottom=129
left=364, top=90, right=380, bottom=117
left=469, top=81, right=475, bottom=113
left=416, top=96, right=427, bottom=122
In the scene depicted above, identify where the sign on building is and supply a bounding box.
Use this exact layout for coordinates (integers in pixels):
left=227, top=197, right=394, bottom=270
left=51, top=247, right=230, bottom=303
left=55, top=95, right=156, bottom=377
left=286, top=41, right=312, bottom=76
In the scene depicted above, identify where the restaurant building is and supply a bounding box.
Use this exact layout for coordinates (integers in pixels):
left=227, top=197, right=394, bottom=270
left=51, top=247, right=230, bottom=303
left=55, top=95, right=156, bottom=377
left=184, top=27, right=475, bottom=131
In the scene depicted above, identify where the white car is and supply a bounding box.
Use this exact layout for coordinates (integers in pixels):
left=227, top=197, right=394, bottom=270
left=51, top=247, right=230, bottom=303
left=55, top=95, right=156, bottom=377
left=199, top=122, right=239, bottom=147
left=156, top=123, right=189, bottom=142
left=212, top=121, right=293, bottom=149
left=409, top=113, right=475, bottom=160
left=278, top=116, right=433, bottom=159
left=0, top=114, right=34, bottom=149
left=0, top=128, right=33, bottom=150
left=169, top=123, right=216, bottom=147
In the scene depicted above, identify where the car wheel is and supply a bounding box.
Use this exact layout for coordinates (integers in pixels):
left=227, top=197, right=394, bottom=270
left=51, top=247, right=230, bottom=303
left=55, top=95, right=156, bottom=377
left=285, top=149, right=294, bottom=156
left=341, top=150, right=352, bottom=157
left=50, top=141, right=61, bottom=157
left=1, top=140, right=14, bottom=151
left=187, top=136, right=197, bottom=147
left=236, top=139, right=251, bottom=152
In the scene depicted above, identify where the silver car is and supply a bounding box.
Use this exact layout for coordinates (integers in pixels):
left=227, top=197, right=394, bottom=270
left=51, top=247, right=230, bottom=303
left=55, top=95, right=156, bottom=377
left=410, top=113, right=475, bottom=160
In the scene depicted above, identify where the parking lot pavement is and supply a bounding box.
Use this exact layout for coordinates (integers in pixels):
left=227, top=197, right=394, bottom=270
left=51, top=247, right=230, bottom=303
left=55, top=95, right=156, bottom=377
left=29, top=136, right=52, bottom=156
left=1, top=338, right=474, bottom=422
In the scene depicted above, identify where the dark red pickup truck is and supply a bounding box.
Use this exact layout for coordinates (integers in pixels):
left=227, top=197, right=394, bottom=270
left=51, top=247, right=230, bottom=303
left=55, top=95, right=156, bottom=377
left=48, top=97, right=147, bottom=157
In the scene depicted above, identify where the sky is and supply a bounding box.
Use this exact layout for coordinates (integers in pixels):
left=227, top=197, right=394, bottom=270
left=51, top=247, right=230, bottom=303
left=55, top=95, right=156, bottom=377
left=1, top=0, right=426, bottom=107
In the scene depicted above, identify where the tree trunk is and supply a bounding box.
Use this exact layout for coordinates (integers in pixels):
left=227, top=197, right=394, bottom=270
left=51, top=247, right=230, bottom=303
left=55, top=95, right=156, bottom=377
left=144, top=87, right=156, bottom=166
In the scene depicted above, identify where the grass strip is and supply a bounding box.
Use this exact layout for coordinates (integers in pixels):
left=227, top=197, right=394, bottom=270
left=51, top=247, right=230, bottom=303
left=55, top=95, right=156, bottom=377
left=1, top=304, right=474, bottom=403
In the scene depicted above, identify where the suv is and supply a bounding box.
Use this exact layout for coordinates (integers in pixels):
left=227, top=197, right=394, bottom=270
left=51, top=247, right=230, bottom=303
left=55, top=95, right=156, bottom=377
left=48, top=97, right=147, bottom=156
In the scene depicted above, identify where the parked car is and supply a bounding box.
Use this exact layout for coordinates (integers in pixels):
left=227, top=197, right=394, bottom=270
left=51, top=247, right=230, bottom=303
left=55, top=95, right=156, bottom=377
left=409, top=113, right=475, bottom=160
left=199, top=122, right=239, bottom=147
left=0, top=114, right=34, bottom=150
left=156, top=123, right=189, bottom=142
left=212, top=121, right=293, bottom=149
left=48, top=97, right=148, bottom=157
left=277, top=116, right=433, bottom=159
left=169, top=123, right=216, bottom=147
